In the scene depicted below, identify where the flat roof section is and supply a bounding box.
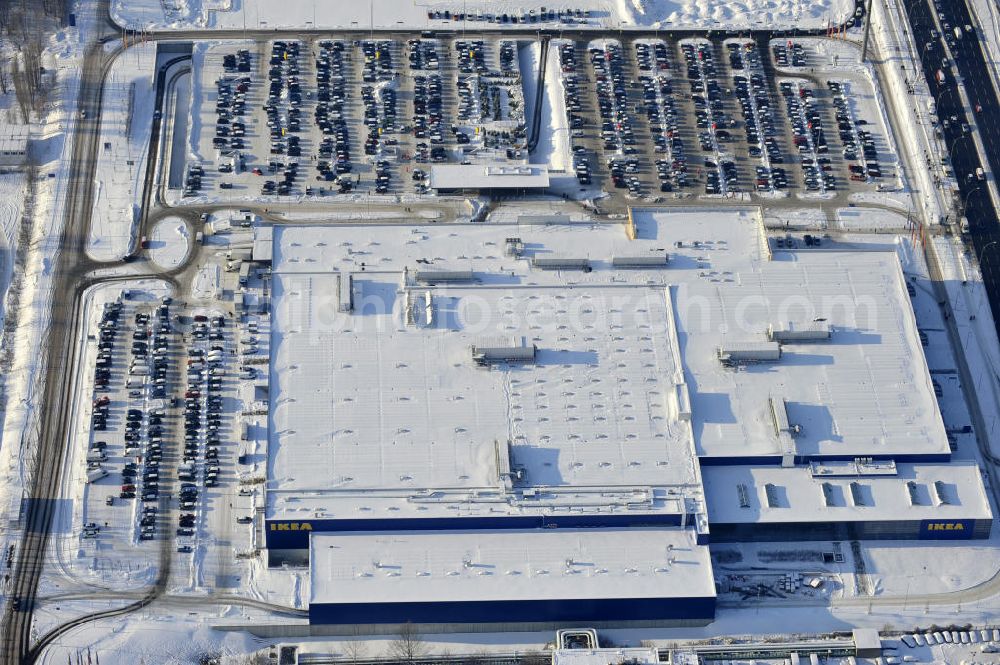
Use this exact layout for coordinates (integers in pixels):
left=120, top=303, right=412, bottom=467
left=429, top=164, right=550, bottom=190
left=309, top=527, right=716, bottom=607
left=268, top=275, right=698, bottom=494
left=702, top=462, right=992, bottom=525
left=674, top=249, right=948, bottom=462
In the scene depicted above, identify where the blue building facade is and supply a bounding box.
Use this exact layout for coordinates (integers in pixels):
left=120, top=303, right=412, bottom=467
left=309, top=596, right=716, bottom=627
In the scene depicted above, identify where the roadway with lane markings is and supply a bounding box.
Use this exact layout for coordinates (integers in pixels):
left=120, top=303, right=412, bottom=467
left=902, top=0, right=1000, bottom=334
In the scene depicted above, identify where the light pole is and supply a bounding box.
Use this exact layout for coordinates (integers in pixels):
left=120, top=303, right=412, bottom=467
left=979, top=240, right=999, bottom=268
left=961, top=184, right=985, bottom=220
left=950, top=132, right=969, bottom=167
left=935, top=84, right=956, bottom=113
left=920, top=40, right=935, bottom=74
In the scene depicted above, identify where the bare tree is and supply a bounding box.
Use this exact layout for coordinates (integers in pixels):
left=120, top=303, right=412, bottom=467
left=388, top=623, right=430, bottom=663
left=462, top=650, right=491, bottom=665
left=223, top=652, right=270, bottom=665
left=343, top=630, right=369, bottom=664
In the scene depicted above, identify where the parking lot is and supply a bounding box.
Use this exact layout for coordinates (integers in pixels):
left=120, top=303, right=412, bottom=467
left=175, top=34, right=899, bottom=207
left=71, top=280, right=262, bottom=582
left=75, top=289, right=177, bottom=567
left=551, top=35, right=900, bottom=202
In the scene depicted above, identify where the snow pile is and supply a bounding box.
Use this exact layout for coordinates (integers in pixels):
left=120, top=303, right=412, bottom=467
left=616, top=0, right=854, bottom=29
left=149, top=217, right=191, bottom=268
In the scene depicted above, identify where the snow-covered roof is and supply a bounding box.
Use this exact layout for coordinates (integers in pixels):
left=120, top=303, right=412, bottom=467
left=265, top=208, right=952, bottom=524
left=703, top=462, right=992, bottom=524
left=429, top=164, right=550, bottom=190
left=553, top=648, right=661, bottom=665
left=681, top=246, right=947, bottom=461
left=309, top=528, right=715, bottom=606
left=253, top=225, right=273, bottom=262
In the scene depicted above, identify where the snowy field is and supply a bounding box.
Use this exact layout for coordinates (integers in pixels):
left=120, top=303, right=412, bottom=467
left=111, top=0, right=857, bottom=32
left=0, top=172, right=27, bottom=330
left=87, top=42, right=156, bottom=262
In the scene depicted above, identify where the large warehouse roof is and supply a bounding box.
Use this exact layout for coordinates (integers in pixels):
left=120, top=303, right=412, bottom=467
left=702, top=461, right=992, bottom=524
left=309, top=527, right=715, bottom=606
left=265, top=208, right=963, bottom=530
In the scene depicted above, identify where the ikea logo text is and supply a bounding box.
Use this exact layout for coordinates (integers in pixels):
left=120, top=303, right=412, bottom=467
left=270, top=522, right=313, bottom=531
left=927, top=522, right=965, bottom=531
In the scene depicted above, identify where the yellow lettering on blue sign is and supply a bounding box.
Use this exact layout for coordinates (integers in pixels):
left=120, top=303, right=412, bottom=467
left=269, top=522, right=313, bottom=531
left=927, top=522, right=965, bottom=531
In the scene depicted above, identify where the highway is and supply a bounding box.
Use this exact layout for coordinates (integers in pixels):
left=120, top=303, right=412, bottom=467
left=901, top=0, right=1000, bottom=336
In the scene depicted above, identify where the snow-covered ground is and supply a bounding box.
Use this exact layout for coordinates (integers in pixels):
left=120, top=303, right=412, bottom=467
left=35, top=612, right=266, bottom=665
left=148, top=216, right=191, bottom=268
left=0, top=0, right=102, bottom=589
left=110, top=0, right=856, bottom=32
left=87, top=41, right=156, bottom=262
left=836, top=206, right=913, bottom=231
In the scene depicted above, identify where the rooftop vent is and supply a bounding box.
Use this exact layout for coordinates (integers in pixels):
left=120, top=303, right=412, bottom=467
left=849, top=481, right=867, bottom=506
left=906, top=481, right=922, bottom=506
left=822, top=482, right=836, bottom=507
left=737, top=483, right=751, bottom=508
left=933, top=480, right=951, bottom=505
left=764, top=483, right=781, bottom=508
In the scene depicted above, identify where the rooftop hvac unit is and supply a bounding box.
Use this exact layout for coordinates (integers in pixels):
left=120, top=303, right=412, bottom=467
left=471, top=336, right=537, bottom=366
left=717, top=341, right=782, bottom=365
left=933, top=480, right=951, bottom=505
left=822, top=482, right=835, bottom=507
left=764, top=483, right=781, bottom=508
left=906, top=480, right=922, bottom=506
left=611, top=253, right=670, bottom=268
left=413, top=270, right=475, bottom=283
left=769, top=396, right=801, bottom=438
left=849, top=481, right=867, bottom=506
left=338, top=273, right=354, bottom=313
left=495, top=439, right=518, bottom=491
left=531, top=257, right=591, bottom=270
left=504, top=237, right=525, bottom=257
left=737, top=483, right=751, bottom=508
left=768, top=321, right=832, bottom=342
